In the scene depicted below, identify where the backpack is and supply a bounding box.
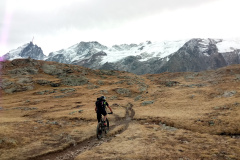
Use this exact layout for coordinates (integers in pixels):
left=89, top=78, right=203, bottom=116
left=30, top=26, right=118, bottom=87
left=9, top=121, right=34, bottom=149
left=96, top=98, right=105, bottom=110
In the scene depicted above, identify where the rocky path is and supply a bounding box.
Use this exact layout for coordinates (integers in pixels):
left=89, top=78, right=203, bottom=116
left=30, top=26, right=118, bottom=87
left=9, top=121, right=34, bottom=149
left=32, top=104, right=135, bottom=160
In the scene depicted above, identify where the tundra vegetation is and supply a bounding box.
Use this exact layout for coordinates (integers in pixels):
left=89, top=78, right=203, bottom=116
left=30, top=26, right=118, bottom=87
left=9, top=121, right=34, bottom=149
left=0, top=59, right=239, bottom=160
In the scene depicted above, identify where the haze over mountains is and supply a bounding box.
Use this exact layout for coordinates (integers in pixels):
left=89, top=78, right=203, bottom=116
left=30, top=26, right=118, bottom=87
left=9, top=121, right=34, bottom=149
left=3, top=38, right=240, bottom=74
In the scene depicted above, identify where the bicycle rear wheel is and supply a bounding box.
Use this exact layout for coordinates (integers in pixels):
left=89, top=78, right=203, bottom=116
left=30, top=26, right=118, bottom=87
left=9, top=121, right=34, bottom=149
left=96, top=122, right=102, bottom=139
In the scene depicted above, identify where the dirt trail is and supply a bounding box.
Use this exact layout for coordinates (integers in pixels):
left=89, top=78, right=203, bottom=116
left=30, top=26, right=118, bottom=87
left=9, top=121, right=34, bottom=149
left=31, top=103, right=135, bottom=160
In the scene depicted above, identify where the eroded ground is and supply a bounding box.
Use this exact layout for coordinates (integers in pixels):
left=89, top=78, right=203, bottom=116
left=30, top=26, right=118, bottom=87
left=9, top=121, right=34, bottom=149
left=0, top=59, right=239, bottom=160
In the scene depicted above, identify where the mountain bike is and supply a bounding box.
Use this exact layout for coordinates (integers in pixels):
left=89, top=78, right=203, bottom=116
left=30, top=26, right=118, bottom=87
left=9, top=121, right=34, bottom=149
left=96, top=112, right=112, bottom=139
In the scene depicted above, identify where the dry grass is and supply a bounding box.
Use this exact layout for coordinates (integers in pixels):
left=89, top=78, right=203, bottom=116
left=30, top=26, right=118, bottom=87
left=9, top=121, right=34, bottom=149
left=0, top=60, right=240, bottom=160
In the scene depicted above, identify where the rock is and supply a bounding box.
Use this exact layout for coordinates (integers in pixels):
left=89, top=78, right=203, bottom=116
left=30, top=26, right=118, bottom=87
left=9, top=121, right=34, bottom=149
left=46, top=121, right=59, bottom=125
left=35, top=79, right=51, bottom=86
left=1, top=79, right=14, bottom=89
left=97, top=80, right=104, bottom=85
left=87, top=84, right=99, bottom=89
left=208, top=120, right=215, bottom=126
left=42, top=64, right=63, bottom=75
left=100, top=90, right=108, bottom=94
left=115, top=88, right=131, bottom=97
left=17, top=77, right=33, bottom=84
left=8, top=67, right=38, bottom=75
left=165, top=81, right=180, bottom=87
left=223, top=91, right=237, bottom=97
left=50, top=82, right=61, bottom=87
left=134, top=95, right=142, bottom=101
left=54, top=95, right=65, bottom=98
left=60, top=75, right=88, bottom=86
left=141, top=101, right=154, bottom=106
left=60, top=88, right=76, bottom=93
left=109, top=95, right=118, bottom=100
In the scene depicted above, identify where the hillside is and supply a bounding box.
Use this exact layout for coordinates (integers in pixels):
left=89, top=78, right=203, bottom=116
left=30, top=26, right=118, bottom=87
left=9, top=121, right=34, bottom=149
left=0, top=58, right=240, bottom=160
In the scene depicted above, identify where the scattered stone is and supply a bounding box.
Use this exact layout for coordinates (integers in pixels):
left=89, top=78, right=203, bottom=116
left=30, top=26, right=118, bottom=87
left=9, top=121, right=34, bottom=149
left=46, top=121, right=59, bottom=125
left=17, top=77, right=33, bottom=84
left=87, top=84, right=99, bottom=89
left=213, top=105, right=230, bottom=110
left=60, top=88, right=76, bottom=93
left=223, top=91, right=237, bottom=97
left=135, top=95, right=142, bottom=101
left=36, top=120, right=43, bottom=123
left=141, top=101, right=154, bottom=106
left=115, top=88, right=131, bottom=97
left=109, top=95, right=118, bottom=100
left=139, top=86, right=147, bottom=92
left=60, top=75, right=88, bottom=86
left=69, top=111, right=78, bottom=115
left=1, top=79, right=34, bottom=94
left=190, top=95, right=195, bottom=99
left=185, top=84, right=205, bottom=88
left=235, top=74, right=240, bottom=80
left=8, top=67, right=38, bottom=75
left=54, top=95, right=65, bottom=98
left=158, top=81, right=179, bottom=87
left=99, top=70, right=118, bottom=76
left=100, top=90, right=108, bottom=94
left=50, top=82, right=61, bottom=87
left=35, top=79, right=51, bottom=86
left=12, top=107, right=38, bottom=111
left=97, top=80, right=104, bottom=85
left=208, top=120, right=215, bottom=126
left=42, top=64, right=63, bottom=75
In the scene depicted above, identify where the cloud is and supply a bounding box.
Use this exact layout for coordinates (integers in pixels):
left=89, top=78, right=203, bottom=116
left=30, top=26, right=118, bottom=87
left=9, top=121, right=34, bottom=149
left=1, top=0, right=239, bottom=55
left=4, top=0, right=220, bottom=33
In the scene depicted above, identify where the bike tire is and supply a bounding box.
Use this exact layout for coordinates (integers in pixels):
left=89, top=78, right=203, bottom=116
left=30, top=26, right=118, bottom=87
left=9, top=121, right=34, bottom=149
left=96, top=122, right=102, bottom=139
left=105, top=118, right=109, bottom=134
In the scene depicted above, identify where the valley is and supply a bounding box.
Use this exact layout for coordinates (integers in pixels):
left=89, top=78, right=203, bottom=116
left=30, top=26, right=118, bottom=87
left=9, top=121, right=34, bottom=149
left=0, top=59, right=240, bottom=160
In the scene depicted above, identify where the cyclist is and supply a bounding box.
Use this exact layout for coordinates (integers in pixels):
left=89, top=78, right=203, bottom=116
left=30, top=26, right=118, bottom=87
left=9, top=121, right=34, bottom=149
left=95, top=96, right=113, bottom=126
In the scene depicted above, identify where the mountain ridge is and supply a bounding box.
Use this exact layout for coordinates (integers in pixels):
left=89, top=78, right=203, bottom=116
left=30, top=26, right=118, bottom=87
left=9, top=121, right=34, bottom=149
left=2, top=38, right=240, bottom=74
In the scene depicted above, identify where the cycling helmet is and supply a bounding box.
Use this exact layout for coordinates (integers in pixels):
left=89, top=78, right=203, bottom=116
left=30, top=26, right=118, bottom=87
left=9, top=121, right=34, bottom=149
left=101, top=96, right=106, bottom=100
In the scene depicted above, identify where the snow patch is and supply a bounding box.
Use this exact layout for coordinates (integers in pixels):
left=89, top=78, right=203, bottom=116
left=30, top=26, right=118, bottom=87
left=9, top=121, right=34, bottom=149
left=217, top=38, right=240, bottom=53
left=101, top=39, right=189, bottom=64
left=7, top=43, right=29, bottom=60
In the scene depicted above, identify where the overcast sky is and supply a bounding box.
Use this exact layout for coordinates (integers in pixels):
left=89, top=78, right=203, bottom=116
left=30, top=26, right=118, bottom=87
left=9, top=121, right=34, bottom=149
left=0, top=0, right=240, bottom=56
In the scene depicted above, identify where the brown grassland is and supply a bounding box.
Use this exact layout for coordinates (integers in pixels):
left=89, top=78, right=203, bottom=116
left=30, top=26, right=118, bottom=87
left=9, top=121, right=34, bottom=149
left=0, top=59, right=239, bottom=160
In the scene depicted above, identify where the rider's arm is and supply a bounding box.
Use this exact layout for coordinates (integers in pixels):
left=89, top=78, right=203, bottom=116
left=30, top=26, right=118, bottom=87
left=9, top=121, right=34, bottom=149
left=106, top=102, right=113, bottom=113
left=95, top=102, right=97, bottom=112
left=108, top=106, right=113, bottom=113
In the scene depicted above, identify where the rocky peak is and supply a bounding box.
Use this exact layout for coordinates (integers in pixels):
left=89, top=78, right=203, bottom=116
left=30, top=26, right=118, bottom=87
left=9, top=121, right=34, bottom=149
left=77, top=41, right=108, bottom=51
left=3, top=42, right=45, bottom=61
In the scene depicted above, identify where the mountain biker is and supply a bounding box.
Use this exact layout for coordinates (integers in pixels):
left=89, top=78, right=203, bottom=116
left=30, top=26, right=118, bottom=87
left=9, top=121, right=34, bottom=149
left=95, top=96, right=113, bottom=126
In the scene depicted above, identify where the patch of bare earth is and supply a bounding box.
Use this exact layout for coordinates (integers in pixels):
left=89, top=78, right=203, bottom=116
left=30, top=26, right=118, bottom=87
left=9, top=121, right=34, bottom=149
left=0, top=59, right=239, bottom=160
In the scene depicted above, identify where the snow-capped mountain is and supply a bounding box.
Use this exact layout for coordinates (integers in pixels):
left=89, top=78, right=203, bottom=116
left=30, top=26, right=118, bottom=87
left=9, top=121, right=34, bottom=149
left=3, top=38, right=240, bottom=74
left=46, top=41, right=108, bottom=64
left=3, top=42, right=46, bottom=61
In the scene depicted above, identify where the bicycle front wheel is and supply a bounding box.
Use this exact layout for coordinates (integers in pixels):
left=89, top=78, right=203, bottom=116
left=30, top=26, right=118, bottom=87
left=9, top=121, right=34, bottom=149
left=96, top=122, right=102, bottom=139
left=105, top=118, right=109, bottom=134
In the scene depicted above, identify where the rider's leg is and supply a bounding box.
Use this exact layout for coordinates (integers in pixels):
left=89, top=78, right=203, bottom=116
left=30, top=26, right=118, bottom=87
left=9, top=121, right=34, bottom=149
left=104, top=115, right=107, bottom=122
left=103, top=110, right=107, bottom=125
left=97, top=112, right=101, bottom=123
